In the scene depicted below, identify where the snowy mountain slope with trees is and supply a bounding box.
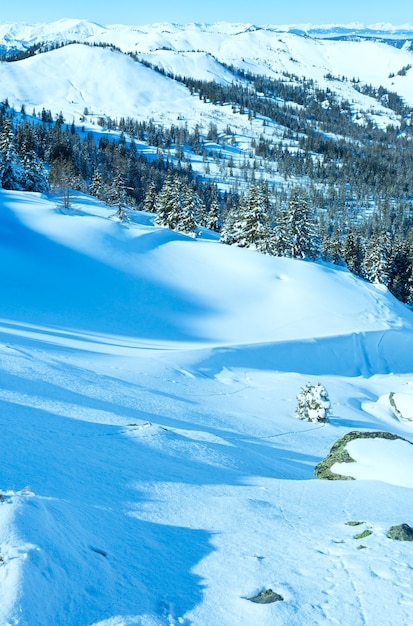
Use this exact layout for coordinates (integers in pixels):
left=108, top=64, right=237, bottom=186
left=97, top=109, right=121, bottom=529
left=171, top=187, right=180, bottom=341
left=2, top=20, right=413, bottom=108
left=1, top=20, right=413, bottom=310
left=1, top=21, right=413, bottom=623
left=0, top=44, right=218, bottom=125
left=1, top=189, right=413, bottom=625
left=1, top=20, right=413, bottom=151
left=1, top=189, right=410, bottom=346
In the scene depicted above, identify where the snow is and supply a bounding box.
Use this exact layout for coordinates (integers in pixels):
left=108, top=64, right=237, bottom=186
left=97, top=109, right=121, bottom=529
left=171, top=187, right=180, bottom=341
left=0, top=21, right=413, bottom=624
left=136, top=50, right=235, bottom=84
left=1, top=188, right=413, bottom=625
left=331, top=438, right=413, bottom=487
left=392, top=393, right=413, bottom=420
left=0, top=19, right=106, bottom=50
left=1, top=19, right=413, bottom=134
left=0, top=44, right=203, bottom=126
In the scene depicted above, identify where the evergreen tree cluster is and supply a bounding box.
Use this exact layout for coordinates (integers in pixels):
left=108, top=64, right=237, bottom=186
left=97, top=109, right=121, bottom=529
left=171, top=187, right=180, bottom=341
left=221, top=182, right=413, bottom=305
left=138, top=59, right=413, bottom=206
left=0, top=103, right=223, bottom=218
left=0, top=116, right=48, bottom=192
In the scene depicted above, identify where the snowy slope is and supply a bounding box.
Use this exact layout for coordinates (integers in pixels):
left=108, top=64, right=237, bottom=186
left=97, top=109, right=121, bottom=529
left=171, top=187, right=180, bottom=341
left=0, top=44, right=217, bottom=125
left=1, top=188, right=413, bottom=625
left=1, top=19, right=413, bottom=126
left=1, top=189, right=410, bottom=347
left=0, top=18, right=106, bottom=51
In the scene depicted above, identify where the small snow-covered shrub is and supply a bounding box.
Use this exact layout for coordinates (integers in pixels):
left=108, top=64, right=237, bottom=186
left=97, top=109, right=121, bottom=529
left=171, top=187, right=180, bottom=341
left=295, top=382, right=331, bottom=422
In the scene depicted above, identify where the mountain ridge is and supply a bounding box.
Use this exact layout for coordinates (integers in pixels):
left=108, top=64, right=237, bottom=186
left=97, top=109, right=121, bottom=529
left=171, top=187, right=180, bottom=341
left=2, top=18, right=413, bottom=53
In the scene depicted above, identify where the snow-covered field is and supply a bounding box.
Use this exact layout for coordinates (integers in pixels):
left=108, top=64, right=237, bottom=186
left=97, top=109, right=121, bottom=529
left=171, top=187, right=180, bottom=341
left=1, top=189, right=413, bottom=625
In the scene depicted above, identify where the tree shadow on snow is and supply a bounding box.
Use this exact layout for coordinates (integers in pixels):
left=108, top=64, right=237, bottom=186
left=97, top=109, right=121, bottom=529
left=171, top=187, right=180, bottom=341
left=0, top=397, right=210, bottom=625
left=0, top=195, right=217, bottom=343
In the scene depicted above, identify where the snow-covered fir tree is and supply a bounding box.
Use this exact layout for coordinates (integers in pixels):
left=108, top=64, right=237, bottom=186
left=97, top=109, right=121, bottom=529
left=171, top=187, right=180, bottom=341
left=106, top=171, right=127, bottom=219
left=278, top=189, right=320, bottom=260
left=220, top=183, right=270, bottom=251
left=342, top=225, right=363, bottom=276
left=142, top=180, right=157, bottom=213
left=21, top=149, right=49, bottom=192
left=220, top=204, right=239, bottom=245
left=271, top=205, right=290, bottom=256
left=0, top=118, right=25, bottom=190
left=295, top=382, right=331, bottom=423
left=206, top=193, right=221, bottom=232
left=89, top=169, right=106, bottom=201
left=362, top=231, right=392, bottom=285
left=155, top=173, right=196, bottom=235
left=154, top=172, right=176, bottom=228
left=388, top=235, right=411, bottom=302
left=177, top=184, right=197, bottom=234
left=193, top=192, right=207, bottom=228
left=239, top=183, right=271, bottom=251
left=321, top=223, right=344, bottom=265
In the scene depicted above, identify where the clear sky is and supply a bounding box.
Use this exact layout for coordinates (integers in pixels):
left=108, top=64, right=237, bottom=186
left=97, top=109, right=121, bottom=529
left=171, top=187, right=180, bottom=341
left=0, top=0, right=412, bottom=27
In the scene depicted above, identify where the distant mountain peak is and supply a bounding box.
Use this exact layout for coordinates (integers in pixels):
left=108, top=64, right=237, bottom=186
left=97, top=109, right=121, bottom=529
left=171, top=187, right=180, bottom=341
left=279, top=22, right=413, bottom=39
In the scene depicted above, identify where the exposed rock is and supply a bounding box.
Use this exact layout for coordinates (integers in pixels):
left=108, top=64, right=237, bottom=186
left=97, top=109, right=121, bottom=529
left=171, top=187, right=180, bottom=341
left=314, top=431, right=409, bottom=480
left=389, top=392, right=413, bottom=422
left=387, top=524, right=413, bottom=541
left=354, top=529, right=372, bottom=540
left=248, top=588, right=284, bottom=604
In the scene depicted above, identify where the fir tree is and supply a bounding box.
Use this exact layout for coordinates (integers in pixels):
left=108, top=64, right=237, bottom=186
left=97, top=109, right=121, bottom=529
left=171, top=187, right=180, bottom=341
left=89, top=169, right=105, bottom=200
left=270, top=205, right=289, bottom=257
left=225, top=183, right=271, bottom=252
left=362, top=231, right=392, bottom=285
left=194, top=194, right=207, bottom=228
left=154, top=174, right=196, bottom=234
left=0, top=118, right=24, bottom=190
left=220, top=204, right=239, bottom=245
left=296, top=382, right=331, bottom=423
left=177, top=185, right=197, bottom=234
left=154, top=172, right=178, bottom=228
left=388, top=235, right=412, bottom=302
left=343, top=225, right=363, bottom=276
left=206, top=194, right=221, bottom=232
left=243, top=184, right=271, bottom=251
left=142, top=180, right=157, bottom=213
left=321, top=224, right=343, bottom=265
left=21, top=150, right=49, bottom=192
left=280, top=189, right=320, bottom=260
left=106, top=171, right=127, bottom=219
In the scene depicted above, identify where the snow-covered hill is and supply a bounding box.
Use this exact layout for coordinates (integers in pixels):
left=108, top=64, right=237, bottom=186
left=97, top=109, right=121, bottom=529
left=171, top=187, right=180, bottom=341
left=0, top=44, right=214, bottom=125
left=1, top=19, right=413, bottom=127
left=2, top=19, right=413, bottom=626
left=2, top=18, right=413, bottom=50
left=1, top=188, right=413, bottom=625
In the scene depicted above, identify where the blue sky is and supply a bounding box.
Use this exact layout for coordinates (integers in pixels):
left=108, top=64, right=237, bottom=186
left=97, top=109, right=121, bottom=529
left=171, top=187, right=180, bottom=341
left=1, top=0, right=412, bottom=26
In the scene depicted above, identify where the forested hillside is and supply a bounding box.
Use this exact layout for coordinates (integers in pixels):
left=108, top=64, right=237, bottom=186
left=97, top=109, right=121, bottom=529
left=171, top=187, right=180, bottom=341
left=1, top=23, right=413, bottom=304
